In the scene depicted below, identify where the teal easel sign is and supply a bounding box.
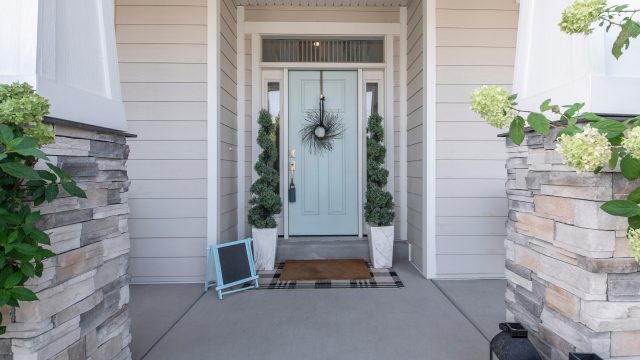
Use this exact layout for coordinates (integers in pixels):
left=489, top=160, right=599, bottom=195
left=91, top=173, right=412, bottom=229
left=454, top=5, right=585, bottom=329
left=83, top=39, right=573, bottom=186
left=204, top=238, right=259, bottom=300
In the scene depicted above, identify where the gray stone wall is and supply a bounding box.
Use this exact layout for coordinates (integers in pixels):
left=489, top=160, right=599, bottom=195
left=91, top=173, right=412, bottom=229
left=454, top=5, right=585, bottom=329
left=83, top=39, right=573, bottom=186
left=505, top=130, right=640, bottom=359
left=1, top=123, right=132, bottom=360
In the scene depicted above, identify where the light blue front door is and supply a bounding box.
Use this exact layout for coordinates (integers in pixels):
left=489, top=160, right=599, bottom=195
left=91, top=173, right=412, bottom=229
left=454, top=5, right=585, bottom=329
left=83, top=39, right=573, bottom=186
left=288, top=71, right=358, bottom=236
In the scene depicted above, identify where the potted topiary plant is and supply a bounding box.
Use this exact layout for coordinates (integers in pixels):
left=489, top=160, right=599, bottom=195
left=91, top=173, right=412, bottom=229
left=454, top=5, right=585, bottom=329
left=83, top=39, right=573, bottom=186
left=0, top=83, right=86, bottom=334
left=365, top=113, right=395, bottom=268
left=248, top=109, right=282, bottom=271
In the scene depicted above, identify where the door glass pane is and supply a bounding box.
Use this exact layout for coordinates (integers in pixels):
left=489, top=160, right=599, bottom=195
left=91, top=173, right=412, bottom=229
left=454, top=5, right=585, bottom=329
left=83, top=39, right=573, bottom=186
left=267, top=82, right=281, bottom=193
left=263, top=38, right=384, bottom=63
left=366, top=83, right=379, bottom=118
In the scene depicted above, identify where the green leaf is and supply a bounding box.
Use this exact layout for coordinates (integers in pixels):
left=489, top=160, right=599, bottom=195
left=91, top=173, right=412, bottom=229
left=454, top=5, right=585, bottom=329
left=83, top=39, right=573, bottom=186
left=10, top=287, right=37, bottom=302
left=527, top=112, right=550, bottom=136
left=601, top=200, right=640, bottom=217
left=9, top=137, right=37, bottom=150
left=29, top=229, right=50, bottom=245
left=37, top=170, right=57, bottom=182
left=20, top=262, right=34, bottom=277
left=25, top=211, right=40, bottom=226
left=612, top=19, right=640, bottom=59
left=563, top=103, right=585, bottom=119
left=13, top=244, right=36, bottom=257
left=583, top=112, right=605, bottom=122
left=630, top=216, right=640, bottom=230
left=62, top=181, right=86, bottom=198
left=540, top=99, right=552, bottom=112
left=556, top=125, right=581, bottom=138
left=0, top=290, right=9, bottom=307
left=46, top=163, right=67, bottom=179
left=621, top=155, right=640, bottom=180
left=609, top=149, right=619, bottom=170
left=0, top=125, right=13, bottom=143
left=591, top=119, right=626, bottom=139
left=629, top=187, right=640, bottom=204
left=507, top=93, right=518, bottom=101
left=4, top=272, right=22, bottom=288
left=44, top=185, right=58, bottom=202
left=509, top=116, right=525, bottom=145
left=13, top=147, right=48, bottom=160
left=0, top=162, right=40, bottom=180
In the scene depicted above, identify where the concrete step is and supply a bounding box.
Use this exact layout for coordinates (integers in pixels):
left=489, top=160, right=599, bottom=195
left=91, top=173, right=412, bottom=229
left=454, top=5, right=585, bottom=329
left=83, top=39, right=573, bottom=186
left=276, top=237, right=409, bottom=261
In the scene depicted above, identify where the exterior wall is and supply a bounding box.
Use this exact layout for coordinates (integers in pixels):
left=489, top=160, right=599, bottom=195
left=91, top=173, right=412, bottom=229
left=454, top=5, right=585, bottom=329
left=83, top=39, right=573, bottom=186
left=505, top=130, right=640, bottom=359
left=406, top=0, right=424, bottom=271
left=115, top=0, right=208, bottom=283
left=394, top=36, right=402, bottom=238
left=244, top=6, right=399, bottom=22
left=434, top=0, right=518, bottom=278
left=2, top=123, right=131, bottom=360
left=219, top=0, right=239, bottom=243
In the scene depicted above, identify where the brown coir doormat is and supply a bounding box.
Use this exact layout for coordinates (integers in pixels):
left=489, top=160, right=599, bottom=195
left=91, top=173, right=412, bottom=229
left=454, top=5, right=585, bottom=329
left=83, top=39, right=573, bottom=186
left=280, top=259, right=371, bottom=281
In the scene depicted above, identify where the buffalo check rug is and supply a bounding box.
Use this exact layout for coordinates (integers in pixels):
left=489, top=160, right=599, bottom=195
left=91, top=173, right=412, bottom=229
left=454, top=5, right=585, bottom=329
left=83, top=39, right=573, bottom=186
left=256, top=262, right=405, bottom=289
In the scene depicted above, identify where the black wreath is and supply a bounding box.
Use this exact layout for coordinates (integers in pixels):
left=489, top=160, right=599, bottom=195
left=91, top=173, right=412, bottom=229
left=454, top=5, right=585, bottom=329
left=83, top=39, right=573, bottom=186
left=300, top=106, right=345, bottom=154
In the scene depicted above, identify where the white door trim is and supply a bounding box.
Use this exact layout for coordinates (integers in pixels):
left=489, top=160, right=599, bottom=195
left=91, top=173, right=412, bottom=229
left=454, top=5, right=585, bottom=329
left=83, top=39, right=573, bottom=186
left=245, top=21, right=401, bottom=35
left=236, top=6, right=246, bottom=239
left=207, top=0, right=219, bottom=246
left=423, top=0, right=437, bottom=279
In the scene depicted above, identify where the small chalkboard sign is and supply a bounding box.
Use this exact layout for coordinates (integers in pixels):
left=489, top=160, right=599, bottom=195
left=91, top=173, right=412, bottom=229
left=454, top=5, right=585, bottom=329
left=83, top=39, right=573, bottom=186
left=204, top=238, right=259, bottom=299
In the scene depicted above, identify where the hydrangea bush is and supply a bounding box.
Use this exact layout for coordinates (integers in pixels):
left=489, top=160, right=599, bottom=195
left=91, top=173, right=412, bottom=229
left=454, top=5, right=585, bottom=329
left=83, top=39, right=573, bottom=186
left=471, top=0, right=640, bottom=262
left=0, top=83, right=86, bottom=334
left=559, top=0, right=640, bottom=58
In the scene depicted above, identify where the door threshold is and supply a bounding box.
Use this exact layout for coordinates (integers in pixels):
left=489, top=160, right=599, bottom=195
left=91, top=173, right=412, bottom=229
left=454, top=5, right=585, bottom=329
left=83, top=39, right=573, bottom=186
left=284, top=236, right=366, bottom=242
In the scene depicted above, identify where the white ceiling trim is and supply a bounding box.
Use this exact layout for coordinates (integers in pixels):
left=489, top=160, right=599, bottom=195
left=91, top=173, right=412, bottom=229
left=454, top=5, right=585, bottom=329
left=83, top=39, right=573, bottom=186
left=233, top=0, right=407, bottom=6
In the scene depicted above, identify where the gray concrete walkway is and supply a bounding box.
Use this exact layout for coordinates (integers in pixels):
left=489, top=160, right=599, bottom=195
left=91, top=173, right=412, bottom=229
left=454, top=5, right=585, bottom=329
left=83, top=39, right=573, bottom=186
left=130, top=262, right=506, bottom=360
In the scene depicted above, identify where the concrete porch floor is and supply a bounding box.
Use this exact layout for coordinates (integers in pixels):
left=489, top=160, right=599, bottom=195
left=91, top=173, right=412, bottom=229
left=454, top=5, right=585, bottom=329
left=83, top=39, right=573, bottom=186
left=129, top=262, right=506, bottom=360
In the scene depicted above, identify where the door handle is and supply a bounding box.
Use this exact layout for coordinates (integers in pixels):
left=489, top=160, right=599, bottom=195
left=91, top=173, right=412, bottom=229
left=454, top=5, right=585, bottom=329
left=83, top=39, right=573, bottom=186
left=289, top=149, right=296, bottom=202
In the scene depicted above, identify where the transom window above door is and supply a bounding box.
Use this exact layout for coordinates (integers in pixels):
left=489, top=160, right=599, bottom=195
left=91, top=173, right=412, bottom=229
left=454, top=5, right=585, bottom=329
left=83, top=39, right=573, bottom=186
left=262, top=38, right=384, bottom=63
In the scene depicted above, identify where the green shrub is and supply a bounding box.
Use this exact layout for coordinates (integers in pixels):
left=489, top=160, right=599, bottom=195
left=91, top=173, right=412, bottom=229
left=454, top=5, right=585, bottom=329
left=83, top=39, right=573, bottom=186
left=0, top=83, right=86, bottom=334
left=365, top=113, right=394, bottom=227
left=248, top=110, right=282, bottom=229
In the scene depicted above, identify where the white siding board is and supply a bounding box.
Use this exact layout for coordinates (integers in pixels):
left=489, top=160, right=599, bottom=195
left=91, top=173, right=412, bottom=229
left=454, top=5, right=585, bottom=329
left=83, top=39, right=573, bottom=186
left=116, top=6, right=207, bottom=24
left=127, top=121, right=207, bottom=140
left=244, top=6, right=399, bottom=22
left=119, top=63, right=207, bottom=82
left=129, top=179, right=207, bottom=199
left=117, top=44, right=207, bottom=63
left=128, top=141, right=207, bottom=159
left=434, top=0, right=517, bottom=278
left=129, top=199, right=207, bottom=219
left=124, top=102, right=207, bottom=120
left=116, top=25, right=207, bottom=43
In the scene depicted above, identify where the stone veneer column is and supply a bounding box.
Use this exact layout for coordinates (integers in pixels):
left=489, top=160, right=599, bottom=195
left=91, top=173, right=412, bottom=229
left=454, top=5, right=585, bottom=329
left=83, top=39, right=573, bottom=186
left=1, top=121, right=132, bottom=360
left=505, top=129, right=640, bottom=359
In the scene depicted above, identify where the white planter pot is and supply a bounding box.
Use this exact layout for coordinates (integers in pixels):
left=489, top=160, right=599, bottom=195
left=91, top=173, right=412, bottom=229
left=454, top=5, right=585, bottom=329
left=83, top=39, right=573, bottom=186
left=368, top=225, right=394, bottom=268
left=252, top=227, right=278, bottom=271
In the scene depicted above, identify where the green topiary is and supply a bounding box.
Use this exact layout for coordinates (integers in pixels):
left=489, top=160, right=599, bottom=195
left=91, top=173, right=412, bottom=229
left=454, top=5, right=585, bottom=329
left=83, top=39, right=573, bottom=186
left=248, top=110, right=282, bottom=229
left=365, top=113, right=394, bottom=227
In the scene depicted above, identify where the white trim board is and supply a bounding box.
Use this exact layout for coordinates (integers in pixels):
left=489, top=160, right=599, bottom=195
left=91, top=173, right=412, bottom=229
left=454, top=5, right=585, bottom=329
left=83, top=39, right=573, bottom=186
left=245, top=21, right=401, bottom=35
left=237, top=6, right=246, bottom=239
left=423, top=0, right=437, bottom=279
left=207, top=0, right=220, bottom=246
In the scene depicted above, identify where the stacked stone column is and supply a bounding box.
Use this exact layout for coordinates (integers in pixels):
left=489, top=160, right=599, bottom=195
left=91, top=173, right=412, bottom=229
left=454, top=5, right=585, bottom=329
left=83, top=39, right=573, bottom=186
left=505, top=129, right=640, bottom=359
left=1, top=122, right=132, bottom=360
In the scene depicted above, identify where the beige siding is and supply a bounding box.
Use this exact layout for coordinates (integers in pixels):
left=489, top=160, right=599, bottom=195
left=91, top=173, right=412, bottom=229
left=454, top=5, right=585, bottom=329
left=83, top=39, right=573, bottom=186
left=245, top=6, right=399, bottom=22
left=406, top=0, right=423, bottom=271
left=220, top=0, right=239, bottom=243
left=116, top=0, right=207, bottom=283
left=435, top=0, right=517, bottom=278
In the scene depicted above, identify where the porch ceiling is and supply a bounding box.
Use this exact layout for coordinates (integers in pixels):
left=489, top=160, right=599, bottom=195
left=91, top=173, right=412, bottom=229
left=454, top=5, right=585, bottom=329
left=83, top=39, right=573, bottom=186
left=233, top=0, right=407, bottom=6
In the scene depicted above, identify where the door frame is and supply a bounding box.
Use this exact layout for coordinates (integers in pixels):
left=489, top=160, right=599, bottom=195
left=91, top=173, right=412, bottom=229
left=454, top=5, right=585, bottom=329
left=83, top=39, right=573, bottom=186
left=247, top=30, right=399, bottom=240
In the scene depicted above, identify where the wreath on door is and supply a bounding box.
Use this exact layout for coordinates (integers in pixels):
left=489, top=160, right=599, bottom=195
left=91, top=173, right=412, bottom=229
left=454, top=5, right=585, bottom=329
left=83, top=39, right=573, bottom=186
left=300, top=71, right=345, bottom=154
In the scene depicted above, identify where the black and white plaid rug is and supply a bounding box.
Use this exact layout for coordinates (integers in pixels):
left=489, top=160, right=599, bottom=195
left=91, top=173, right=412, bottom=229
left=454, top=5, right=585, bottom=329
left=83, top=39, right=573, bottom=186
left=256, top=262, right=405, bottom=289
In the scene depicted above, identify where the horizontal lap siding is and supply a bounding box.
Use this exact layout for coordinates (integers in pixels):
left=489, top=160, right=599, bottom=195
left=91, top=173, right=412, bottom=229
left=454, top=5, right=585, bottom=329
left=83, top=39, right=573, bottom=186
left=406, top=0, right=423, bottom=271
left=220, top=0, right=239, bottom=244
left=116, top=0, right=207, bottom=283
left=434, top=0, right=517, bottom=278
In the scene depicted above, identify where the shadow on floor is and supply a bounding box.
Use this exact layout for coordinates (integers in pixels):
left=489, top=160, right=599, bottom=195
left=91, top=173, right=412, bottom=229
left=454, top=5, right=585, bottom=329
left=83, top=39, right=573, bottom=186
left=129, top=262, right=506, bottom=360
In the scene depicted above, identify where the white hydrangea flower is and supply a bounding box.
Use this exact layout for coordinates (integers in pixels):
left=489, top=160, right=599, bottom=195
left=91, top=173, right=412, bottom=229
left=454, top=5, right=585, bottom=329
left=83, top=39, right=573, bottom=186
left=470, top=86, right=515, bottom=129
left=556, top=125, right=611, bottom=172
left=627, top=227, right=640, bottom=263
left=623, top=126, right=640, bottom=159
left=559, top=0, right=607, bottom=35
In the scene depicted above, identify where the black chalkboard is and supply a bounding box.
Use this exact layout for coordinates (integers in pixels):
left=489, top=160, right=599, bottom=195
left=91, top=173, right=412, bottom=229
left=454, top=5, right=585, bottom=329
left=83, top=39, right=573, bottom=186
left=218, top=243, right=252, bottom=285
left=204, top=238, right=259, bottom=299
